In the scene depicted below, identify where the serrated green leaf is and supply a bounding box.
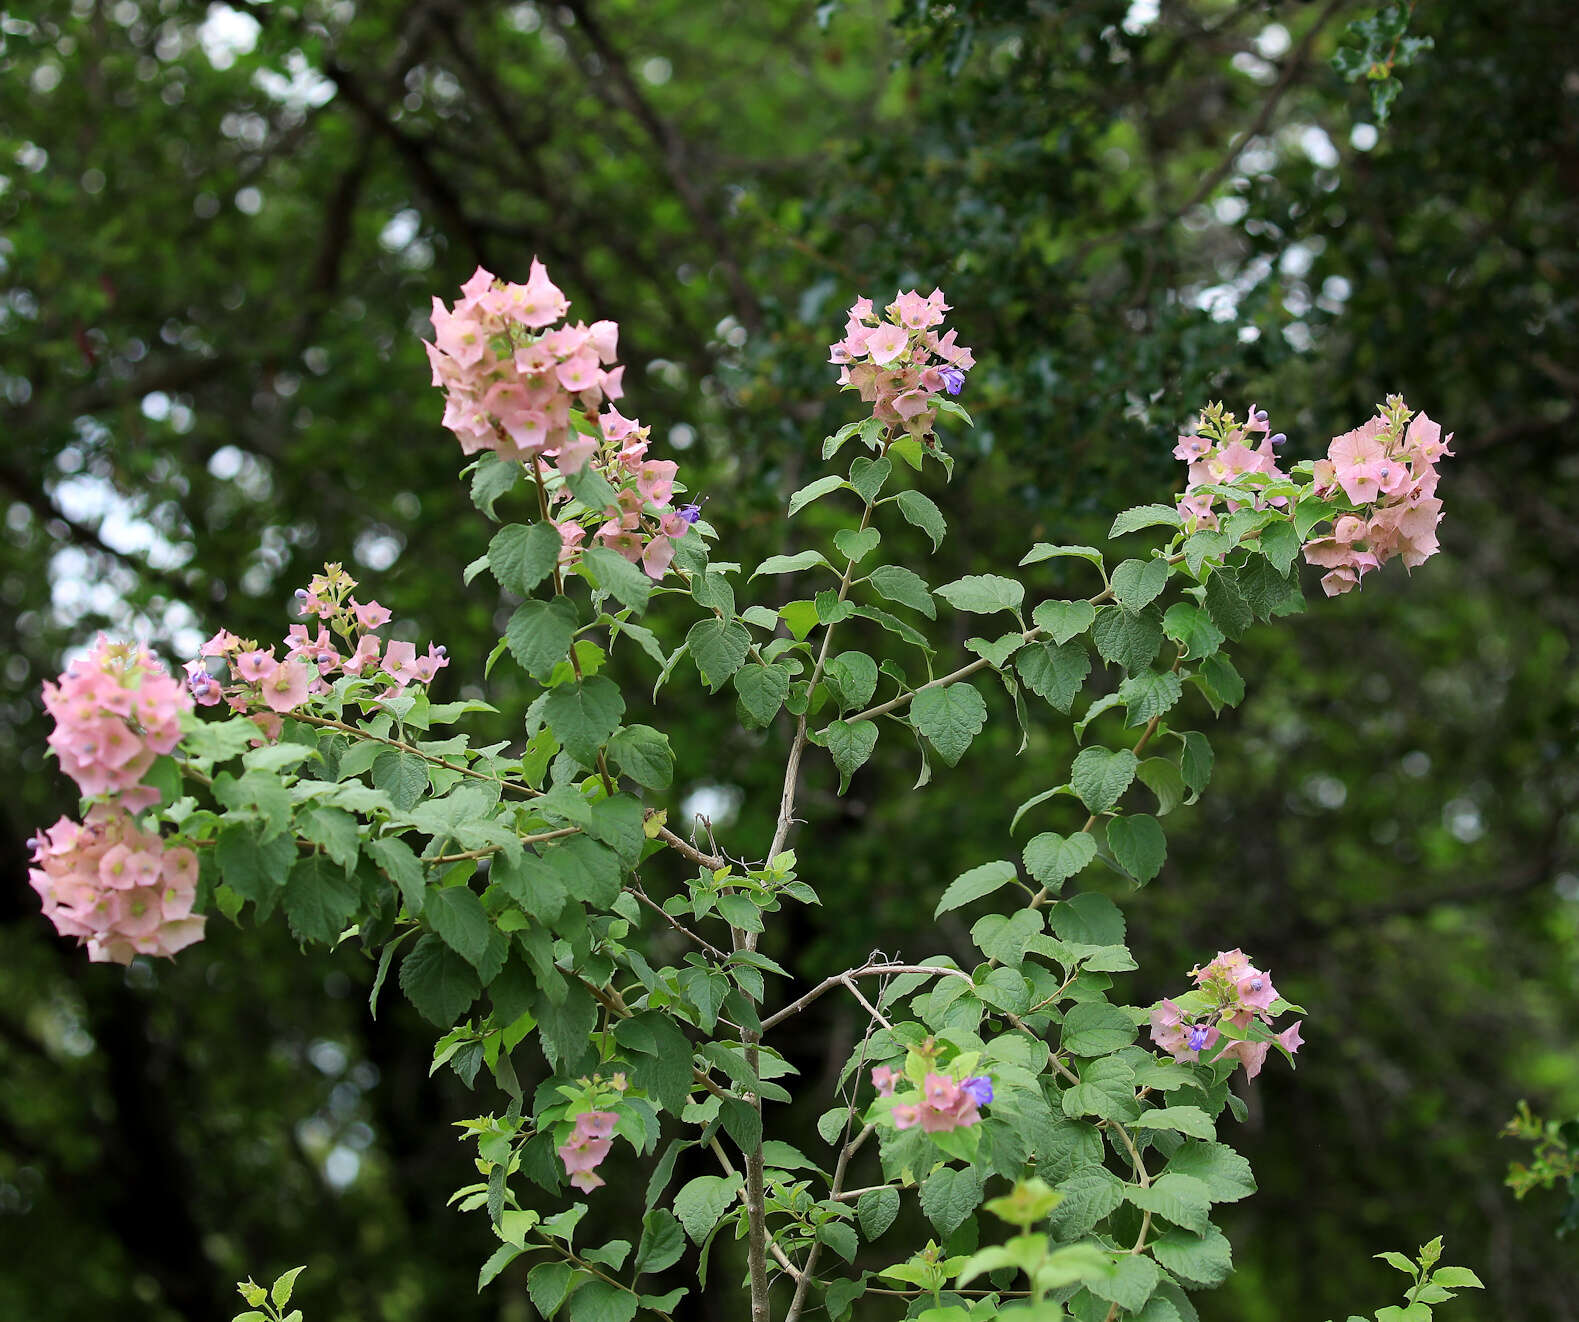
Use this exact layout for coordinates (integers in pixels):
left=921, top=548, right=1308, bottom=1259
left=857, top=1188, right=901, bottom=1240
left=751, top=549, right=833, bottom=578
left=1061, top=1001, right=1139, bottom=1056
left=1110, top=504, right=1183, bottom=536
left=826, top=719, right=878, bottom=794
left=543, top=677, right=624, bottom=767
left=1017, top=639, right=1091, bottom=713
left=1022, top=831, right=1097, bottom=890
left=936, top=573, right=1025, bottom=616
left=911, top=682, right=988, bottom=766
left=673, top=1174, right=742, bottom=1243
left=734, top=663, right=791, bottom=728
left=687, top=617, right=751, bottom=691
left=426, top=883, right=493, bottom=971
left=1033, top=598, right=1096, bottom=644
left=1107, top=813, right=1166, bottom=884
left=1091, top=605, right=1164, bottom=673
left=1162, top=602, right=1224, bottom=659
left=1151, top=1225, right=1233, bottom=1287
left=1071, top=746, right=1138, bottom=814
left=488, top=522, right=561, bottom=596
left=399, top=933, right=481, bottom=1027
left=848, top=456, right=891, bottom=504
left=1111, top=557, right=1171, bottom=612
left=607, top=724, right=674, bottom=789
left=896, top=489, right=947, bottom=550
left=920, top=1165, right=981, bottom=1237
left=934, top=859, right=1019, bottom=916
left=283, top=853, right=359, bottom=946
left=867, top=563, right=936, bottom=618
left=505, top=597, right=578, bottom=678
left=581, top=546, right=652, bottom=613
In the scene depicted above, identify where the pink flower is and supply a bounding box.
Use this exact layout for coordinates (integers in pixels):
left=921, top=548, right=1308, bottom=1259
left=871, top=1065, right=898, bottom=1097
left=1277, top=1022, right=1304, bottom=1056
left=557, top=1110, right=619, bottom=1193
left=635, top=460, right=678, bottom=506
left=354, top=600, right=392, bottom=630
left=342, top=636, right=382, bottom=676
left=865, top=323, right=909, bottom=366
left=261, top=658, right=311, bottom=713
left=28, top=807, right=206, bottom=965
left=1327, top=418, right=1388, bottom=504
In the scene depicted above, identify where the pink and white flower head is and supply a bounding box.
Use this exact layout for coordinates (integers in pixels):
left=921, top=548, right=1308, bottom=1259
left=829, top=287, right=974, bottom=445
left=42, top=637, right=190, bottom=810
left=28, top=806, right=205, bottom=964
left=557, top=1110, right=619, bottom=1193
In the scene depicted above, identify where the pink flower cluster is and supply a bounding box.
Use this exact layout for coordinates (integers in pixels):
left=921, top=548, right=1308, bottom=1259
left=872, top=1064, right=994, bottom=1134
left=1172, top=402, right=1289, bottom=530
left=557, top=1110, right=618, bottom=1193
left=28, top=806, right=205, bottom=964
left=425, top=263, right=692, bottom=579
left=1302, top=398, right=1451, bottom=596
left=43, top=636, right=190, bottom=812
left=828, top=289, right=975, bottom=441
left=185, top=565, right=448, bottom=735
left=1150, top=948, right=1304, bottom=1080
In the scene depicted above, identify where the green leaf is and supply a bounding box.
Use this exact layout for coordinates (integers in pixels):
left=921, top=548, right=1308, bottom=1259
left=834, top=526, right=880, bottom=563
left=505, top=597, right=579, bottom=678
left=399, top=933, right=481, bottom=1027
left=425, top=883, right=493, bottom=971
left=1111, top=557, right=1171, bottom=613
left=1119, top=670, right=1182, bottom=726
left=965, top=634, right=1026, bottom=669
left=911, top=683, right=988, bottom=766
left=868, top=564, right=936, bottom=618
left=297, top=804, right=359, bottom=872
left=1137, top=757, right=1186, bottom=816
left=1032, top=598, right=1096, bottom=644
left=673, top=1173, right=742, bottom=1243
left=1183, top=528, right=1233, bottom=576
left=935, top=573, right=1025, bottom=616
left=1091, top=605, right=1163, bottom=673
left=488, top=522, right=561, bottom=596
left=1071, top=746, right=1138, bottom=814
left=934, top=859, right=1019, bottom=916
left=1021, top=543, right=1105, bottom=571
left=1136, top=1106, right=1215, bottom=1140
left=1151, top=1225, right=1233, bottom=1287
left=1203, top=568, right=1253, bottom=639
left=1049, top=892, right=1127, bottom=946
left=367, top=836, right=425, bottom=915
left=215, top=821, right=295, bottom=911
left=567, top=1279, right=636, bottom=1322
left=848, top=456, right=892, bottom=504
left=1060, top=1001, right=1139, bottom=1056
left=971, top=908, right=1044, bottom=966
left=607, top=724, right=674, bottom=790
left=825, top=651, right=879, bottom=710
left=1197, top=653, right=1245, bottom=709
left=1258, top=519, right=1300, bottom=575
left=1017, top=639, right=1090, bottom=713
left=817, top=1220, right=859, bottom=1263
left=581, top=546, right=652, bottom=613
left=734, top=663, right=791, bottom=728
left=825, top=1275, right=869, bottom=1321
left=686, top=617, right=751, bottom=691
left=469, top=452, right=521, bottom=519
left=857, top=1188, right=901, bottom=1240
left=536, top=979, right=597, bottom=1074
left=1085, top=1253, right=1160, bottom=1312
left=1048, top=1165, right=1126, bottom=1234
left=270, top=1266, right=306, bottom=1308
left=896, top=489, right=947, bottom=550
left=283, top=853, right=359, bottom=946
left=1164, top=1141, right=1256, bottom=1203
left=543, top=677, right=625, bottom=766
left=372, top=749, right=428, bottom=812
left=1110, top=504, right=1183, bottom=536
left=788, top=474, right=848, bottom=516
left=1126, top=1172, right=1213, bottom=1233
left=751, top=549, right=833, bottom=578
left=477, top=1242, right=523, bottom=1292
left=1106, top=813, right=1167, bottom=884
left=920, top=1165, right=982, bottom=1237
left=1162, top=602, right=1224, bottom=660
left=633, top=1209, right=686, bottom=1276
left=1294, top=495, right=1336, bottom=541
left=1238, top=555, right=1295, bottom=620
left=527, top=1261, right=575, bottom=1317
left=1023, top=831, right=1097, bottom=890
left=541, top=836, right=622, bottom=909
left=825, top=719, right=878, bottom=794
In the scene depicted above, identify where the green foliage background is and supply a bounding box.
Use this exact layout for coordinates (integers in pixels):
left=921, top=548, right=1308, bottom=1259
left=1, top=0, right=1576, bottom=1318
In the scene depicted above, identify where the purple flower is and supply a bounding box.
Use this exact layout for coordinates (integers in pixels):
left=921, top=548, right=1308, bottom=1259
left=677, top=503, right=704, bottom=525
left=1186, top=1023, right=1211, bottom=1051
left=961, top=1075, right=994, bottom=1107
left=1268, top=432, right=1288, bottom=447
left=938, top=366, right=966, bottom=396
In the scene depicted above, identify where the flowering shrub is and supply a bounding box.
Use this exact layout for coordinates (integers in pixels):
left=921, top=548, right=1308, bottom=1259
left=34, top=264, right=1478, bottom=1321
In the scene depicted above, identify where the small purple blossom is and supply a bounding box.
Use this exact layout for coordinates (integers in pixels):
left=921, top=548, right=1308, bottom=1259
left=1186, top=1024, right=1211, bottom=1052
left=961, top=1075, right=994, bottom=1107
left=938, top=366, right=966, bottom=396
left=1268, top=432, right=1288, bottom=446
left=677, top=503, right=704, bottom=525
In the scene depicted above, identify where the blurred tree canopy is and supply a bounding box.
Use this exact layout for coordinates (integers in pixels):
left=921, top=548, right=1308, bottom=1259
left=2, top=1, right=1576, bottom=1318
